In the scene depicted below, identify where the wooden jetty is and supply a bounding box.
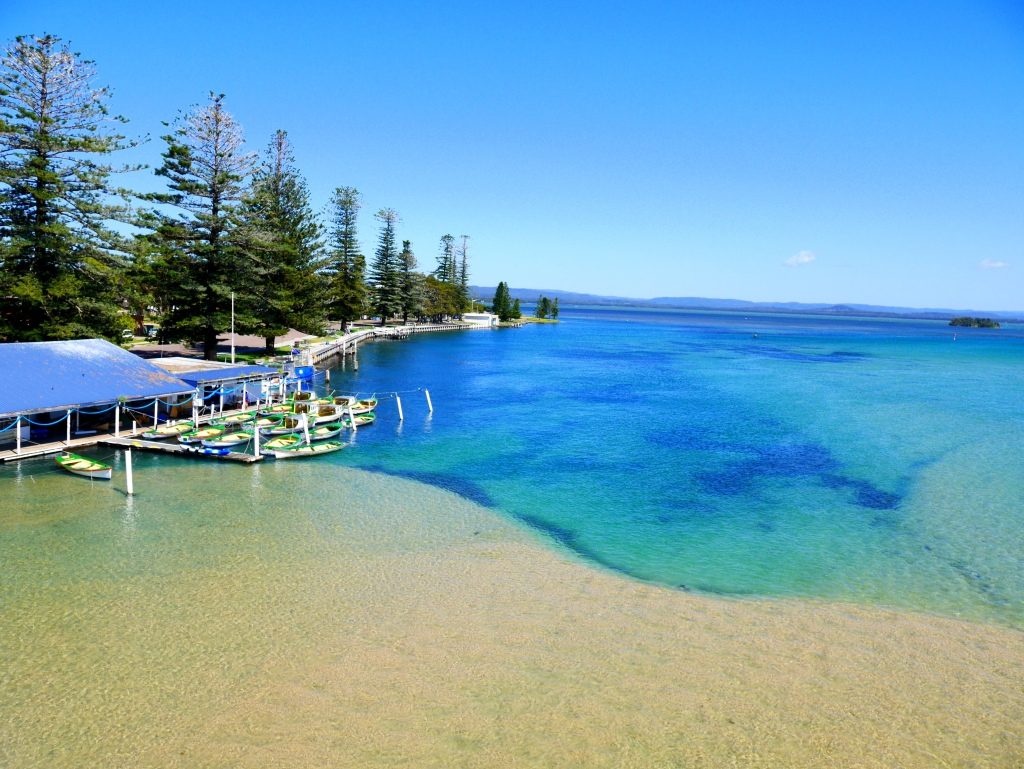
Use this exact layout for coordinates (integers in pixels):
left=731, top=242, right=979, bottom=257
left=101, top=436, right=262, bottom=463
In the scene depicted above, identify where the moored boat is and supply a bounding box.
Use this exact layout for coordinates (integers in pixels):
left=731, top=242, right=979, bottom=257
left=349, top=398, right=378, bottom=414
left=260, top=416, right=303, bottom=435
left=313, top=405, right=343, bottom=424
left=269, top=440, right=344, bottom=459
left=263, top=434, right=302, bottom=450
left=178, top=425, right=226, bottom=445
left=201, top=430, right=254, bottom=448
left=216, top=411, right=257, bottom=426
left=308, top=422, right=344, bottom=441
left=55, top=452, right=112, bottom=480
left=341, top=412, right=376, bottom=428
left=141, top=421, right=195, bottom=440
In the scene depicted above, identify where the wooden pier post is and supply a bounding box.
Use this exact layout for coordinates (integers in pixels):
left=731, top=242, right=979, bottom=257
left=66, top=409, right=72, bottom=443
left=114, top=405, right=121, bottom=438
left=153, top=399, right=159, bottom=428
left=15, top=416, right=21, bottom=455
left=126, top=447, right=134, bottom=495
left=395, top=395, right=404, bottom=421
left=424, top=389, right=434, bottom=413
left=348, top=405, right=357, bottom=431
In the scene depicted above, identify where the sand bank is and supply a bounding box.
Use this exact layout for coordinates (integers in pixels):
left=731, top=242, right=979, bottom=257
left=2, top=468, right=1021, bottom=768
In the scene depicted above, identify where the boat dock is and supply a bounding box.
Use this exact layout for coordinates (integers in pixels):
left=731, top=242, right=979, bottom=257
left=101, top=436, right=263, bottom=463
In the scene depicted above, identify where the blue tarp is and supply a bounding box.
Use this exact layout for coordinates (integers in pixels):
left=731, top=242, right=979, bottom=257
left=0, top=339, right=194, bottom=417
left=177, top=364, right=280, bottom=386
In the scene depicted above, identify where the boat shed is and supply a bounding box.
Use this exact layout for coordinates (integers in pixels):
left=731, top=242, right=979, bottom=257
left=0, top=339, right=193, bottom=419
left=145, top=357, right=283, bottom=413
left=0, top=339, right=195, bottom=452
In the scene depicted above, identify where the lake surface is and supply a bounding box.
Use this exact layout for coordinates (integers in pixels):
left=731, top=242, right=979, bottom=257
left=331, top=307, right=1024, bottom=628
left=1, top=306, right=1022, bottom=634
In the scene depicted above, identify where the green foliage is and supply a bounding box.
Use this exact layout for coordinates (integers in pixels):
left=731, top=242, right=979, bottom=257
left=492, top=281, right=514, bottom=322
left=0, top=34, right=139, bottom=342
left=369, top=208, right=401, bottom=325
left=398, top=239, right=425, bottom=322
left=535, top=295, right=552, bottom=319
left=151, top=93, right=255, bottom=358
left=949, top=316, right=999, bottom=328
left=421, top=274, right=462, bottom=321
left=237, top=130, right=328, bottom=351
left=326, top=186, right=367, bottom=325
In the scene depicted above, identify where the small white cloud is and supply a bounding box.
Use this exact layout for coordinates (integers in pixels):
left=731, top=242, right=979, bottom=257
left=785, top=250, right=816, bottom=267
left=979, top=258, right=1009, bottom=270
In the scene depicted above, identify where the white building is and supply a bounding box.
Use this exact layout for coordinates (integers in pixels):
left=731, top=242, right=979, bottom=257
left=461, top=312, right=499, bottom=327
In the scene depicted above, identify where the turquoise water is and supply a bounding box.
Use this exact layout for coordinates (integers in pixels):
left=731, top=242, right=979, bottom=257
left=331, top=307, right=1024, bottom=628
left=2, top=307, right=1022, bottom=629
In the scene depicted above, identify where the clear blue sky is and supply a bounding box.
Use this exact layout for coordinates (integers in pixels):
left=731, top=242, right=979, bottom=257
left=5, top=0, right=1023, bottom=310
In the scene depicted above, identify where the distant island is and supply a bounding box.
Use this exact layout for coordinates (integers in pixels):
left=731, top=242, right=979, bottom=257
left=471, top=286, right=1021, bottom=324
left=949, top=317, right=1000, bottom=328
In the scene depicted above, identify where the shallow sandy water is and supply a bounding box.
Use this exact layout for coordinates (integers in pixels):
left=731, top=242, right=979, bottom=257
left=1, top=467, right=1022, bottom=768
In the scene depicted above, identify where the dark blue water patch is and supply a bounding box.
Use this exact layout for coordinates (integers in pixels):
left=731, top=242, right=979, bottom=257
left=695, top=467, right=753, bottom=496
left=359, top=465, right=497, bottom=508
left=695, top=441, right=839, bottom=496
left=754, top=442, right=839, bottom=475
left=516, top=513, right=637, bottom=579
left=821, top=474, right=901, bottom=510
left=734, top=344, right=870, bottom=363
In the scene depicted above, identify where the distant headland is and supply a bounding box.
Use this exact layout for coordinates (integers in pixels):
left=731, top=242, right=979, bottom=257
left=471, top=287, right=1021, bottom=324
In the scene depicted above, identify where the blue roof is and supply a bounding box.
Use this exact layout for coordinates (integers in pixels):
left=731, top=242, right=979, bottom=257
left=176, top=364, right=280, bottom=386
left=0, top=339, right=194, bottom=416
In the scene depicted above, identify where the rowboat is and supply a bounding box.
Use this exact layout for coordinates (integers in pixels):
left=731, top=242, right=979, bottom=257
left=341, top=412, right=376, bottom=428
left=201, top=430, right=254, bottom=448
left=216, top=411, right=257, bottom=426
left=269, top=440, right=344, bottom=459
left=178, top=425, right=226, bottom=445
left=260, top=417, right=303, bottom=435
left=258, top=403, right=294, bottom=416
left=55, top=452, right=112, bottom=480
left=332, top=395, right=357, bottom=408
left=313, top=405, right=343, bottom=424
left=263, top=434, right=302, bottom=450
left=141, top=421, right=195, bottom=440
left=185, top=446, right=230, bottom=456
left=349, top=398, right=378, bottom=414
left=308, top=422, right=344, bottom=441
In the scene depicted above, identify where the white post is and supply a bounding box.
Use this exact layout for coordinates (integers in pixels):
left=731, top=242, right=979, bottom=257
left=218, top=389, right=224, bottom=415
left=395, top=395, right=404, bottom=422
left=348, top=405, right=357, bottom=431
left=241, top=387, right=247, bottom=411
left=126, top=447, right=134, bottom=496
left=66, top=409, right=72, bottom=443
left=153, top=399, right=159, bottom=428
left=254, top=422, right=261, bottom=459
left=192, top=391, right=200, bottom=425
left=132, top=420, right=137, bottom=436
left=424, top=389, right=434, bottom=413
left=15, top=416, right=22, bottom=455
left=301, top=412, right=311, bottom=445
left=115, top=405, right=121, bottom=438
left=231, top=291, right=236, bottom=365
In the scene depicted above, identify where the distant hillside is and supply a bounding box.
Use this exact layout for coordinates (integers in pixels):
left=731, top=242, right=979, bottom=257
left=469, top=286, right=1022, bottom=321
